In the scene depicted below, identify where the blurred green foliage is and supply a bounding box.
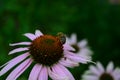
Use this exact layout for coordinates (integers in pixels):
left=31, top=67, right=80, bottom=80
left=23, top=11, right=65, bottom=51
left=0, top=0, right=120, bottom=80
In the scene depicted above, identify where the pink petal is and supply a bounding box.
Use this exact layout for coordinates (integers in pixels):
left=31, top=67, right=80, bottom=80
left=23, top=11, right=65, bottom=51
left=24, top=33, right=36, bottom=40
left=9, top=47, right=29, bottom=55
left=89, top=65, right=101, bottom=76
left=58, top=64, right=75, bottom=80
left=78, top=48, right=93, bottom=56
left=112, top=68, right=120, bottom=76
left=63, top=44, right=75, bottom=51
left=6, top=58, right=32, bottom=80
left=48, top=66, right=69, bottom=80
left=48, top=64, right=75, bottom=80
left=0, top=62, right=8, bottom=69
left=59, top=58, right=79, bottom=68
left=83, top=70, right=93, bottom=75
left=70, top=33, right=77, bottom=44
left=35, top=30, right=43, bottom=37
left=106, top=62, right=114, bottom=73
left=29, top=64, right=42, bottom=80
left=78, top=39, right=88, bottom=48
left=82, top=75, right=98, bottom=80
left=0, top=53, right=30, bottom=76
left=38, top=66, right=48, bottom=80
left=9, top=42, right=31, bottom=46
left=96, top=62, right=104, bottom=73
left=66, top=37, right=71, bottom=44
left=65, top=51, right=91, bottom=64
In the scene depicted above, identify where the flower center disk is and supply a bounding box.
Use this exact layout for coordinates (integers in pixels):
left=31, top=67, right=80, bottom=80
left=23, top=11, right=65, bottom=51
left=99, top=73, right=114, bottom=80
left=29, top=35, right=63, bottom=66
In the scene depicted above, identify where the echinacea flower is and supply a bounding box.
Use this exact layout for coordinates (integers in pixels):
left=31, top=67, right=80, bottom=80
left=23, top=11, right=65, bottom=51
left=82, top=62, right=120, bottom=80
left=0, top=30, right=92, bottom=80
left=67, top=33, right=93, bottom=57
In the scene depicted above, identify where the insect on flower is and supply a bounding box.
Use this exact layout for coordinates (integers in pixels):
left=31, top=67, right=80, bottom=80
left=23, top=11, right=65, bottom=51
left=57, top=32, right=66, bottom=44
left=0, top=30, right=92, bottom=80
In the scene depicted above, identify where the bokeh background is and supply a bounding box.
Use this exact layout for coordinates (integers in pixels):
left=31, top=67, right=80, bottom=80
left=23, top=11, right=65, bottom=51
left=0, top=0, right=120, bottom=80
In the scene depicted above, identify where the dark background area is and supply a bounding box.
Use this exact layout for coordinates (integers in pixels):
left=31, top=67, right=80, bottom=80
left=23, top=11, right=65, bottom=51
left=0, top=0, right=120, bottom=80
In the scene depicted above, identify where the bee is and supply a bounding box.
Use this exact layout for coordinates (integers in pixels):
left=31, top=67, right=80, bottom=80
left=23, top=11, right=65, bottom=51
left=57, top=32, right=66, bottom=44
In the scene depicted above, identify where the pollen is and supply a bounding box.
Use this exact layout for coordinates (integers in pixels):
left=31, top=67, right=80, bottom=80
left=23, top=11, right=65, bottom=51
left=29, top=35, right=64, bottom=66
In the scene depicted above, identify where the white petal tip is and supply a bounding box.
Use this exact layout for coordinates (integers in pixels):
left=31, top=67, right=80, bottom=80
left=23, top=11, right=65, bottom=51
left=89, top=61, right=96, bottom=64
left=8, top=52, right=12, bottom=55
left=9, top=43, right=13, bottom=46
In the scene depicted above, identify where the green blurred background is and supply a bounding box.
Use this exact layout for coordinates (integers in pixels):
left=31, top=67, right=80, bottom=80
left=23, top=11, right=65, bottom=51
left=0, top=0, right=120, bottom=80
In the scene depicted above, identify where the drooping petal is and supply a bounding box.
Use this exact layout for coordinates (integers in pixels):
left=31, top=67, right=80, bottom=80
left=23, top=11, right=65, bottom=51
left=59, top=58, right=79, bottom=68
left=6, top=58, right=32, bottom=80
left=48, top=64, right=75, bottom=80
left=24, top=33, right=36, bottom=40
left=106, top=62, right=114, bottom=73
left=9, top=47, right=29, bottom=55
left=48, top=68, right=68, bottom=80
left=63, top=44, right=75, bottom=51
left=58, top=64, right=75, bottom=80
left=48, top=65, right=69, bottom=80
left=65, top=51, right=91, bottom=64
left=0, top=53, right=30, bottom=76
left=28, top=64, right=42, bottom=80
left=9, top=42, right=31, bottom=46
left=35, top=30, right=43, bottom=37
left=38, top=66, right=48, bottom=80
